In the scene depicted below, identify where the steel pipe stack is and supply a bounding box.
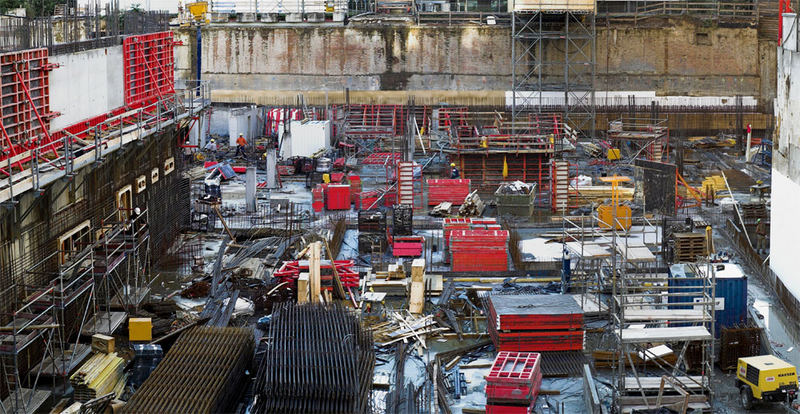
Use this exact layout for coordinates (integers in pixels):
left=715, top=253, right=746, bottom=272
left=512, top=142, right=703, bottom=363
left=122, top=327, right=254, bottom=414
left=253, top=303, right=375, bottom=414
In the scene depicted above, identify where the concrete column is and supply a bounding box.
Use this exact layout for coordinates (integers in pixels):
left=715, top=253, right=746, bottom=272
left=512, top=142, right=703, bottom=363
left=266, top=149, right=277, bottom=189
left=245, top=166, right=256, bottom=213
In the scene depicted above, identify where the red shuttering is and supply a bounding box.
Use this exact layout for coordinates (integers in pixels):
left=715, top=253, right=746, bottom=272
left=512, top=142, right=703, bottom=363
left=0, top=49, right=53, bottom=167
left=487, top=295, right=584, bottom=352
left=427, top=179, right=470, bottom=205
left=449, top=229, right=509, bottom=272
left=325, top=184, right=351, bottom=210
left=123, top=32, right=175, bottom=106
left=273, top=260, right=359, bottom=289
left=486, top=351, right=542, bottom=412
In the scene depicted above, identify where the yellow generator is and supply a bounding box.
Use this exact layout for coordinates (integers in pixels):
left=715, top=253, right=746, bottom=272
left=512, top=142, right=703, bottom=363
left=738, top=355, right=798, bottom=409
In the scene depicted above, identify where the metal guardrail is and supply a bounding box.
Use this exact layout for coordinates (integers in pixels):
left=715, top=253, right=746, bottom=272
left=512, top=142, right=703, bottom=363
left=0, top=82, right=211, bottom=205
left=416, top=11, right=511, bottom=25
left=601, top=0, right=760, bottom=24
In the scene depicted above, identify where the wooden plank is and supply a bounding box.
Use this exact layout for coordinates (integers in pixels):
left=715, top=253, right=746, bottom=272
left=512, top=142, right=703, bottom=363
left=411, top=258, right=425, bottom=283
left=622, top=376, right=708, bottom=390
left=623, top=309, right=706, bottom=322
left=297, top=273, right=309, bottom=304
left=309, top=242, right=321, bottom=303
left=620, top=326, right=712, bottom=343
left=565, top=242, right=611, bottom=258
left=408, top=280, right=424, bottom=314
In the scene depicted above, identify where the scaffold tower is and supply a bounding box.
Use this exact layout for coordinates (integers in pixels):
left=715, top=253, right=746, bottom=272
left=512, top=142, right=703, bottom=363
left=511, top=2, right=597, bottom=140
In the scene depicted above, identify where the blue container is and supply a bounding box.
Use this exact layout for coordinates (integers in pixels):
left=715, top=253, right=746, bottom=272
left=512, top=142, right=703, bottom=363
left=668, top=263, right=747, bottom=337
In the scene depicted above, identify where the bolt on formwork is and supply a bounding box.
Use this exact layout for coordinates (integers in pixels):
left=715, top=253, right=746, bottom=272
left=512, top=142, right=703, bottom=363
left=511, top=7, right=596, bottom=141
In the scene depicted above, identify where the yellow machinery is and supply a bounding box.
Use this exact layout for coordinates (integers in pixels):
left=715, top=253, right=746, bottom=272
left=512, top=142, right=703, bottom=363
left=738, top=355, right=798, bottom=409
left=128, top=317, right=153, bottom=342
left=597, top=175, right=632, bottom=230
left=607, top=148, right=621, bottom=161
left=187, top=1, right=208, bottom=22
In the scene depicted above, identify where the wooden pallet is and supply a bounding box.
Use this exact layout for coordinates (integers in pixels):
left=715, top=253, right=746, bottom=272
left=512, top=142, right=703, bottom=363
left=673, top=232, right=707, bottom=263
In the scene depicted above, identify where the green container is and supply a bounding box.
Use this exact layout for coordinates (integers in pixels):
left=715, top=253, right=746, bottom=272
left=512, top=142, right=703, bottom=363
left=495, top=183, right=536, bottom=216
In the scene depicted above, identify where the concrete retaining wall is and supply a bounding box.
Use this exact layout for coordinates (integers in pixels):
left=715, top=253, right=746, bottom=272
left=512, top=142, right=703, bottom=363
left=173, top=19, right=774, bottom=104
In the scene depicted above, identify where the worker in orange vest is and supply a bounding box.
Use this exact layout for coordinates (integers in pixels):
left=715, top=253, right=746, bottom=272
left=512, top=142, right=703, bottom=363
left=235, top=133, right=248, bottom=158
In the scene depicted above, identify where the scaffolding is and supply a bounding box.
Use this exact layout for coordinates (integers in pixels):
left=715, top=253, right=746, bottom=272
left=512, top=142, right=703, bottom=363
left=87, top=207, right=152, bottom=336
left=607, top=117, right=670, bottom=162
left=562, top=204, right=713, bottom=411
left=0, top=207, right=152, bottom=412
left=1, top=225, right=96, bottom=413
left=511, top=9, right=596, bottom=140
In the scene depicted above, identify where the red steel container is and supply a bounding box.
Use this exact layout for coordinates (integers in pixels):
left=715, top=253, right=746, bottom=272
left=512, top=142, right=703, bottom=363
left=427, top=179, right=471, bottom=205
left=326, top=184, right=351, bottom=210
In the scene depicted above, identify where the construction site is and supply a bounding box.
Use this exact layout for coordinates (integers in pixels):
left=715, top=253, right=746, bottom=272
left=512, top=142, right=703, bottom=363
left=0, top=0, right=798, bottom=413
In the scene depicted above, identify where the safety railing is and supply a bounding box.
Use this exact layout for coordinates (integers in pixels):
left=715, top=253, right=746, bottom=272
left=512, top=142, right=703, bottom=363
left=602, top=0, right=760, bottom=24
left=0, top=82, right=210, bottom=205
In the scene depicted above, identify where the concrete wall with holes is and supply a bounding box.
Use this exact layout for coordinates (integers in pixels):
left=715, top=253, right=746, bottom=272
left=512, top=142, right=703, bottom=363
left=49, top=45, right=124, bottom=132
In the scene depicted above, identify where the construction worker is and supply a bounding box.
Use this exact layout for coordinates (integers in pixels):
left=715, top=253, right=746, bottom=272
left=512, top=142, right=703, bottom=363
left=480, top=136, right=489, bottom=148
left=755, top=218, right=768, bottom=254
left=183, top=140, right=195, bottom=164
left=203, top=139, right=218, bottom=160
left=235, top=133, right=247, bottom=158
left=450, top=162, right=460, bottom=179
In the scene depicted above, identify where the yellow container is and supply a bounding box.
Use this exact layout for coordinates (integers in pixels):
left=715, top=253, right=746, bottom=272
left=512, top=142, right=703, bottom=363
left=597, top=204, right=632, bottom=230
left=128, top=318, right=152, bottom=342
left=322, top=173, right=331, bottom=183
left=187, top=2, right=208, bottom=20
left=607, top=148, right=621, bottom=160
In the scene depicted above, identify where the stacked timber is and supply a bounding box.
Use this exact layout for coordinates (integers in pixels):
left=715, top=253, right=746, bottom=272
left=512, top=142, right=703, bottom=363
left=458, top=191, right=485, bottom=216
left=70, top=353, right=127, bottom=402
left=572, top=186, right=634, bottom=205
left=672, top=232, right=708, bottom=263
left=487, top=295, right=583, bottom=352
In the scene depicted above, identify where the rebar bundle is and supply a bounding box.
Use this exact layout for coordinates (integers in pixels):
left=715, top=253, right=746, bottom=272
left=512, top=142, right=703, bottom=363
left=253, top=303, right=375, bottom=414
left=121, top=327, right=254, bottom=414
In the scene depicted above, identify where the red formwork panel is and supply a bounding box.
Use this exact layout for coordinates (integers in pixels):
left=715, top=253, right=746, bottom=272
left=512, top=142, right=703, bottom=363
left=486, top=352, right=541, bottom=399
left=427, top=179, right=471, bottom=206
left=488, top=325, right=584, bottom=352
left=0, top=48, right=54, bottom=170
left=449, top=229, right=509, bottom=271
left=326, top=184, right=351, bottom=210
left=123, top=31, right=175, bottom=106
left=312, top=184, right=324, bottom=212
left=391, top=235, right=424, bottom=257
left=273, top=260, right=359, bottom=289
left=484, top=403, right=534, bottom=414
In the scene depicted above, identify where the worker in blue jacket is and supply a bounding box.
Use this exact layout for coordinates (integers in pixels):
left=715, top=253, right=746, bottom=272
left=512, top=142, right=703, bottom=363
left=450, top=163, right=460, bottom=179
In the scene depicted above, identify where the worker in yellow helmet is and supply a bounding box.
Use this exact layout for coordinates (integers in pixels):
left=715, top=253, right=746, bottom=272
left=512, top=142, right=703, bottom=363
left=450, top=163, right=460, bottom=179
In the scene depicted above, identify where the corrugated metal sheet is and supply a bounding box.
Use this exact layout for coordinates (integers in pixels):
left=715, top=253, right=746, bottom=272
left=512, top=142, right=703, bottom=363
left=668, top=263, right=747, bottom=337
